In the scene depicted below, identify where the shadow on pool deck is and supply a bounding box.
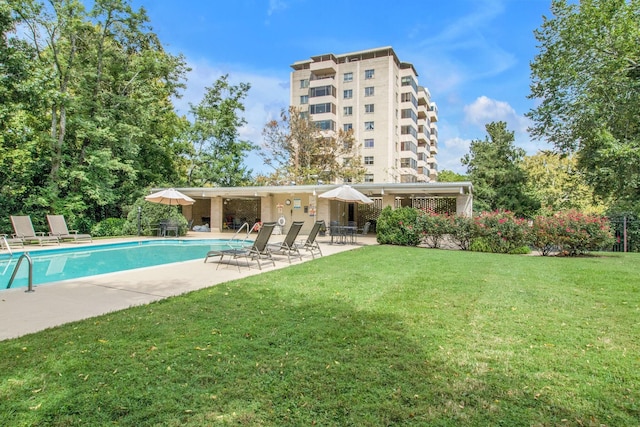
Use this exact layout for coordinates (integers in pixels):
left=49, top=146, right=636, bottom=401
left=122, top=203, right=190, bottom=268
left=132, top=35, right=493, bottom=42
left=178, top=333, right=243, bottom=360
left=0, top=232, right=377, bottom=341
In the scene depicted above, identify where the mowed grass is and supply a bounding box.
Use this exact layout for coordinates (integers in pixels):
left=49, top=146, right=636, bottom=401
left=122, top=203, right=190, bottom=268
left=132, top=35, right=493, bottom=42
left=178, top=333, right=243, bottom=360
left=0, top=246, right=639, bottom=426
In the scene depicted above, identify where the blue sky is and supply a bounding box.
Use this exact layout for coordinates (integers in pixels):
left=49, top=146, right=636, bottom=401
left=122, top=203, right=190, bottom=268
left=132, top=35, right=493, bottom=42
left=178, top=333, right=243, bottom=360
left=131, top=0, right=553, bottom=175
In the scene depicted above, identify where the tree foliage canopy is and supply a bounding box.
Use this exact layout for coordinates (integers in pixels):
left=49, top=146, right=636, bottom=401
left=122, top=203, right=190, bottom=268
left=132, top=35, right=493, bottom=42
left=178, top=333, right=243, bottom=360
left=260, top=107, right=366, bottom=185
left=185, top=75, right=254, bottom=187
left=0, top=1, right=254, bottom=233
left=528, top=0, right=640, bottom=203
left=522, top=152, right=608, bottom=215
left=462, top=121, right=540, bottom=218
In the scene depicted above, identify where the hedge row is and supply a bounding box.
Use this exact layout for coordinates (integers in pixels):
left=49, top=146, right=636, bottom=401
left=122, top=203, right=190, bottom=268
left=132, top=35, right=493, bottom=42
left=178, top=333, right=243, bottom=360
left=376, top=208, right=614, bottom=256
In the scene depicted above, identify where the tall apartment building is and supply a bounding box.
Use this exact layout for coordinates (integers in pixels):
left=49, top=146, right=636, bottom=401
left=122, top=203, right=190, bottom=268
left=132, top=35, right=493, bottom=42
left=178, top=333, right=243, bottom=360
left=290, top=46, right=439, bottom=183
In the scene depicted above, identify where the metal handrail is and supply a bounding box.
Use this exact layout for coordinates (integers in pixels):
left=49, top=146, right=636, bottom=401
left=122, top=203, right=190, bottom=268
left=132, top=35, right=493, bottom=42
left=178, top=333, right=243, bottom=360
left=6, top=252, right=34, bottom=292
left=229, top=222, right=252, bottom=245
left=1, top=235, right=12, bottom=256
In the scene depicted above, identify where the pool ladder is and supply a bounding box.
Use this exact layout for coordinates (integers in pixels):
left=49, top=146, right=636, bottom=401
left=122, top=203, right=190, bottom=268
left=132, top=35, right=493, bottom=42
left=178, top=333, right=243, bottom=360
left=5, top=252, right=34, bottom=292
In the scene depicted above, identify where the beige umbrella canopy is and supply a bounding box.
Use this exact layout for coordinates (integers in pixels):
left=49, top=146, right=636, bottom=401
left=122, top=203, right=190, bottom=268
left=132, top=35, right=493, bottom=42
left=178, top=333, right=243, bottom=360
left=318, top=184, right=374, bottom=204
left=145, top=188, right=195, bottom=206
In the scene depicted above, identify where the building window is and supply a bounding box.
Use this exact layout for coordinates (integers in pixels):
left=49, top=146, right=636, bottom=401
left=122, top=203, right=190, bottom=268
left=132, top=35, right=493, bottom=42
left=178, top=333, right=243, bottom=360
left=401, top=108, right=417, bottom=122
left=400, top=157, right=417, bottom=169
left=310, top=85, right=336, bottom=98
left=300, top=111, right=309, bottom=120
left=364, top=86, right=375, bottom=97
left=401, top=125, right=417, bottom=138
left=300, top=79, right=309, bottom=88
left=314, top=120, right=336, bottom=131
left=309, top=103, right=334, bottom=114
left=401, top=141, right=417, bottom=154
left=364, top=138, right=374, bottom=148
left=343, top=106, right=352, bottom=116
left=364, top=156, right=374, bottom=165
left=343, top=89, right=353, bottom=99
left=364, top=121, right=374, bottom=131
left=300, top=95, right=308, bottom=104
left=401, top=75, right=417, bottom=91
left=343, top=72, right=353, bottom=82
left=365, top=104, right=374, bottom=113
left=365, top=69, right=375, bottom=79
left=343, top=123, right=353, bottom=131
left=401, top=92, right=418, bottom=107
left=364, top=174, right=374, bottom=183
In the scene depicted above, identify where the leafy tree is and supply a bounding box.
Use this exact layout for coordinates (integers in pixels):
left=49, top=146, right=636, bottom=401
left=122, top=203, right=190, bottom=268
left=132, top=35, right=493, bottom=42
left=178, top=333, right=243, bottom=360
left=522, top=151, right=608, bottom=215
left=461, top=121, right=540, bottom=217
left=260, top=106, right=366, bottom=185
left=185, top=75, right=254, bottom=187
left=528, top=0, right=640, bottom=203
left=437, top=169, right=468, bottom=182
left=0, top=1, right=55, bottom=232
left=3, top=0, right=189, bottom=229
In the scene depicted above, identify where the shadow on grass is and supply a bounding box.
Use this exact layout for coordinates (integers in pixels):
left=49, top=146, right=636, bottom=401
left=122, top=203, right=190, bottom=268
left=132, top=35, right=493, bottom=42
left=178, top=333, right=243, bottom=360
left=0, top=275, right=607, bottom=426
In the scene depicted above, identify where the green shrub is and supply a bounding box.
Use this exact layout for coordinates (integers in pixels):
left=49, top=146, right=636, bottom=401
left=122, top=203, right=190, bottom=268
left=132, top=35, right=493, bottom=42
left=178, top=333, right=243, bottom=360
left=469, top=237, right=493, bottom=253
left=473, top=210, right=530, bottom=254
left=529, top=214, right=563, bottom=256
left=417, top=211, right=453, bottom=248
left=556, top=210, right=613, bottom=255
left=449, top=215, right=476, bottom=250
left=91, top=218, right=127, bottom=237
left=376, top=206, right=421, bottom=246
left=121, top=198, right=189, bottom=236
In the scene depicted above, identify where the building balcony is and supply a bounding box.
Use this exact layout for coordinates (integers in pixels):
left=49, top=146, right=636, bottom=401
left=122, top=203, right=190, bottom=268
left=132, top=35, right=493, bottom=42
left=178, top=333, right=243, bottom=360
left=428, top=102, right=438, bottom=122
left=418, top=103, right=428, bottom=119
left=418, top=126, right=428, bottom=144
left=310, top=57, right=337, bottom=75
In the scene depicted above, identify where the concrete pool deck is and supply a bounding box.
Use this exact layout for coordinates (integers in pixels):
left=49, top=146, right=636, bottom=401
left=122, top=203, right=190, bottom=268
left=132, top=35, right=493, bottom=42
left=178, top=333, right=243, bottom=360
left=0, top=232, right=377, bottom=341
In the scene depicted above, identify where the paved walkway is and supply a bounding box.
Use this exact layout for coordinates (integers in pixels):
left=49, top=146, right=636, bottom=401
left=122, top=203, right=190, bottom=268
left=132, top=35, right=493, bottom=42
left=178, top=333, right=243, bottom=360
left=0, top=232, right=376, bottom=341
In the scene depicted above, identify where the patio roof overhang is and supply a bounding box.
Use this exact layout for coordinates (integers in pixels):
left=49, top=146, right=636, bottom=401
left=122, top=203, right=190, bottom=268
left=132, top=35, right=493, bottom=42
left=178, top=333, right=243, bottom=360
left=164, top=182, right=473, bottom=199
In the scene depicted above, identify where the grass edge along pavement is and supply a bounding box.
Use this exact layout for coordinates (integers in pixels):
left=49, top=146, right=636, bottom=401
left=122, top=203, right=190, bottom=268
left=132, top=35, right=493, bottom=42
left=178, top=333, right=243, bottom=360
left=0, top=246, right=638, bottom=426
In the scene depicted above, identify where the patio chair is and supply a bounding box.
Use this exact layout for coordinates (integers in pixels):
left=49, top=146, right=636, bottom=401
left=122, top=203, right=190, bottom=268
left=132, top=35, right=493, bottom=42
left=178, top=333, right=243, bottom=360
left=293, top=220, right=323, bottom=259
left=1, top=234, right=24, bottom=250
left=10, top=215, right=60, bottom=246
left=268, top=221, right=304, bottom=263
left=47, top=215, right=92, bottom=243
left=353, top=221, right=371, bottom=243
left=205, top=222, right=277, bottom=271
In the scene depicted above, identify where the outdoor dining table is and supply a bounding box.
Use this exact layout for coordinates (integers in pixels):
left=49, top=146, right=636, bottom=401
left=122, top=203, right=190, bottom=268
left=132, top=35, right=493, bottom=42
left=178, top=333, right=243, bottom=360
left=330, top=225, right=357, bottom=244
left=155, top=220, right=178, bottom=237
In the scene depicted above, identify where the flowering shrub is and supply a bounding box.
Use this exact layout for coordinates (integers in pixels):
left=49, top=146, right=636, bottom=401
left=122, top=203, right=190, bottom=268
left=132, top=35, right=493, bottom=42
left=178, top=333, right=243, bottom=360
left=376, top=206, right=421, bottom=246
left=449, top=215, right=476, bottom=250
left=531, top=210, right=614, bottom=255
left=416, top=211, right=453, bottom=248
left=529, top=215, right=560, bottom=256
left=376, top=207, right=612, bottom=256
left=473, top=210, right=530, bottom=254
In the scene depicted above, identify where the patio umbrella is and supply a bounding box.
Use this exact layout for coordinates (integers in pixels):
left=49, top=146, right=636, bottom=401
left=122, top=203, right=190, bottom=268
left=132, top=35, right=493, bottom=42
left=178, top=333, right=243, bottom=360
left=318, top=184, right=374, bottom=204
left=144, top=188, right=195, bottom=206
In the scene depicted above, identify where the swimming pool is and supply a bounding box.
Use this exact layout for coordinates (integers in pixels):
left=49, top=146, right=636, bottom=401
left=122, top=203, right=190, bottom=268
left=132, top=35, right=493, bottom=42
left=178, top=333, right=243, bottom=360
left=0, top=239, right=248, bottom=290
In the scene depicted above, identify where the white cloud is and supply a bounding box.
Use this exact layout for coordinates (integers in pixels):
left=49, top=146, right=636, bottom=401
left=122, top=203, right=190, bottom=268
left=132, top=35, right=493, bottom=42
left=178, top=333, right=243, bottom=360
left=463, top=95, right=529, bottom=134
left=267, top=0, right=288, bottom=16
left=438, top=137, right=472, bottom=174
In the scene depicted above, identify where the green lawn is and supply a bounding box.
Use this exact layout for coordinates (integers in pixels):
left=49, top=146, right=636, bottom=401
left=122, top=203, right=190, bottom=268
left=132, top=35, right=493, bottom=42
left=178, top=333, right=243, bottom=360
left=1, top=246, right=639, bottom=426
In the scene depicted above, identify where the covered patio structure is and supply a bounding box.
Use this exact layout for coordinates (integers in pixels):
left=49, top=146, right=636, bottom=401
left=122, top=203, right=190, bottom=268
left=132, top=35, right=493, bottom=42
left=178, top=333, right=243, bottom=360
left=164, top=182, right=473, bottom=234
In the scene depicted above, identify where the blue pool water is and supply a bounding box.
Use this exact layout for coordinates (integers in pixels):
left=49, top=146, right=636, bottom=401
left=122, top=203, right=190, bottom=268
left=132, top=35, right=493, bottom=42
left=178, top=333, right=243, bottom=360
left=0, top=239, right=248, bottom=290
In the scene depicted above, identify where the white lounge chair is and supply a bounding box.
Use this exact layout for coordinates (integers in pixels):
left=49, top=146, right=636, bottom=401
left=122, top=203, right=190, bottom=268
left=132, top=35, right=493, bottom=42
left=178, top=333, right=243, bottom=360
left=47, top=215, right=92, bottom=243
left=10, top=215, right=60, bottom=246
